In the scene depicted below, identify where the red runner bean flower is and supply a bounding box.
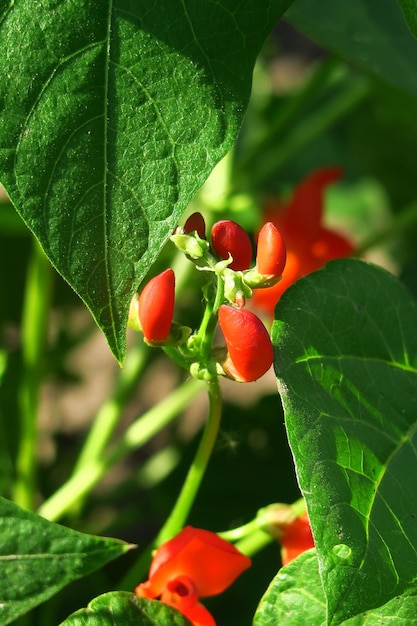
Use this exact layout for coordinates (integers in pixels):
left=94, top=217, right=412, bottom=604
left=211, top=219, right=253, bottom=270
left=138, top=268, right=175, bottom=342
left=218, top=305, right=273, bottom=382
left=280, top=511, right=314, bottom=566
left=135, top=526, right=251, bottom=626
left=252, top=167, right=354, bottom=316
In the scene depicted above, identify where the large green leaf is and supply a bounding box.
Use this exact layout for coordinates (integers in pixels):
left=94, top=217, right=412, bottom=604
left=271, top=259, right=417, bottom=623
left=60, top=592, right=192, bottom=626
left=286, top=0, right=417, bottom=100
left=0, top=0, right=291, bottom=362
left=253, top=550, right=417, bottom=625
left=0, top=497, right=133, bottom=625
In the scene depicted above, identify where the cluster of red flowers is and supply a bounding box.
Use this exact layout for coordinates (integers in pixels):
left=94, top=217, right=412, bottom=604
left=137, top=215, right=287, bottom=383
left=252, top=167, right=354, bottom=316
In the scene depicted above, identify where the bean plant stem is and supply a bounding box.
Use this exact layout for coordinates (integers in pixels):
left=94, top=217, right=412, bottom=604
left=13, top=240, right=53, bottom=511
left=38, top=377, right=204, bottom=522
left=118, top=375, right=223, bottom=591
left=235, top=529, right=274, bottom=558
left=156, top=377, right=222, bottom=544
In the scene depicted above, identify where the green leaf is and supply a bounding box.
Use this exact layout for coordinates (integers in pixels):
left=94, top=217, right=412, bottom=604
left=60, top=592, right=192, bottom=626
left=253, top=550, right=326, bottom=626
left=397, top=0, right=417, bottom=39
left=253, top=550, right=417, bottom=625
left=272, top=259, right=417, bottom=624
left=286, top=0, right=417, bottom=100
left=0, top=497, right=134, bottom=625
left=0, top=0, right=291, bottom=362
left=344, top=588, right=417, bottom=624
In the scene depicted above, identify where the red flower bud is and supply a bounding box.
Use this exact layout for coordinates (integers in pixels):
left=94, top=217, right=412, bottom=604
left=211, top=220, right=253, bottom=270
left=138, top=269, right=175, bottom=342
left=280, top=511, right=314, bottom=566
left=256, top=222, right=286, bottom=278
left=218, top=305, right=273, bottom=381
left=184, top=212, right=206, bottom=238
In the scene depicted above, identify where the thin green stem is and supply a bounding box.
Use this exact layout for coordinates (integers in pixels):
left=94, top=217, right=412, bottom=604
left=118, top=376, right=223, bottom=591
left=13, top=240, right=53, bottom=510
left=38, top=377, right=204, bottom=522
left=234, top=529, right=274, bottom=558
left=157, top=377, right=222, bottom=543
left=197, top=276, right=224, bottom=358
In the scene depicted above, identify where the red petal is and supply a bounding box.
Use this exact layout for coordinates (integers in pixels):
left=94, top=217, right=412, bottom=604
left=280, top=512, right=315, bottom=566
left=211, top=220, right=253, bottom=270
left=264, top=167, right=343, bottom=243
left=184, top=212, right=206, bottom=238
left=138, top=269, right=175, bottom=342
left=147, top=526, right=251, bottom=598
left=256, top=222, right=287, bottom=278
left=218, top=306, right=273, bottom=382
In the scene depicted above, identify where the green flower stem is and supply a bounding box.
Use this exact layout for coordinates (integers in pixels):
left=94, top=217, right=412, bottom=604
left=38, top=377, right=204, bottom=522
left=219, top=497, right=307, bottom=543
left=218, top=518, right=263, bottom=543
left=156, top=376, right=222, bottom=543
left=197, top=276, right=224, bottom=358
left=234, top=528, right=274, bottom=558
left=118, top=375, right=223, bottom=591
left=13, top=240, right=53, bottom=511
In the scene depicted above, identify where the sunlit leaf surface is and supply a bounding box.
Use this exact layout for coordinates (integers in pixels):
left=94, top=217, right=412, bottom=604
left=272, top=259, right=417, bottom=623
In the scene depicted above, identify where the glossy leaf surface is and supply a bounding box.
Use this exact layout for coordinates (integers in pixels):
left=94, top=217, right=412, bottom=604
left=272, top=259, right=417, bottom=623
left=254, top=550, right=417, bottom=625
left=0, top=0, right=291, bottom=361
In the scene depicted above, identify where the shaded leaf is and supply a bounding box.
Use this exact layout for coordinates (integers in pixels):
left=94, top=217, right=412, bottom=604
left=344, top=588, right=417, bottom=624
left=286, top=0, right=417, bottom=100
left=0, top=497, right=133, bottom=625
left=0, top=0, right=291, bottom=361
left=60, top=592, right=192, bottom=625
left=253, top=550, right=417, bottom=625
left=253, top=550, right=326, bottom=626
left=272, top=259, right=417, bottom=623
